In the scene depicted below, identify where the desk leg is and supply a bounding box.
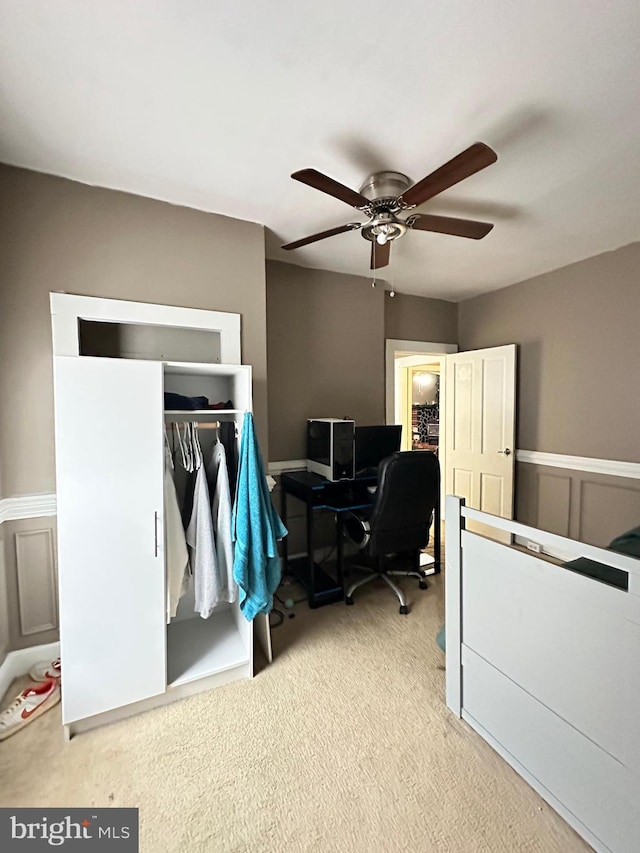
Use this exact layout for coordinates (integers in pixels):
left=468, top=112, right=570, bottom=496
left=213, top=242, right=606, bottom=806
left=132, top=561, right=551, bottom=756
left=336, top=513, right=345, bottom=596
left=306, top=501, right=317, bottom=608
left=280, top=483, right=289, bottom=576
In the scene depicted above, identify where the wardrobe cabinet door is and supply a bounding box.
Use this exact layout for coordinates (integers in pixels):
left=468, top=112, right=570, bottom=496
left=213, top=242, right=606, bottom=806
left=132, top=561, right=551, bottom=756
left=54, top=356, right=166, bottom=723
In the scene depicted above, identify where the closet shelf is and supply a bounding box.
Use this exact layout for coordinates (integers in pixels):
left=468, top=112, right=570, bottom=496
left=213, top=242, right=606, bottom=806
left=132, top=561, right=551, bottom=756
left=164, top=409, right=240, bottom=416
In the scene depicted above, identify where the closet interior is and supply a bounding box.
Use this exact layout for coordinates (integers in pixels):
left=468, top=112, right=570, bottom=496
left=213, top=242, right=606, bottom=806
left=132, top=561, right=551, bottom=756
left=163, top=361, right=252, bottom=689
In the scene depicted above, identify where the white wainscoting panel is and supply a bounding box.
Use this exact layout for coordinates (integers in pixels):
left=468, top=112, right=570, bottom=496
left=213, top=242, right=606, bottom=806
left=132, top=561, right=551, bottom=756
left=15, top=528, right=58, bottom=636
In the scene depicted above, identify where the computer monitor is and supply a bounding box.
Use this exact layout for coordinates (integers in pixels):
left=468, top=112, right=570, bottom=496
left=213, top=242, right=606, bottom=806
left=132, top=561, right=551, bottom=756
left=354, top=424, right=402, bottom=476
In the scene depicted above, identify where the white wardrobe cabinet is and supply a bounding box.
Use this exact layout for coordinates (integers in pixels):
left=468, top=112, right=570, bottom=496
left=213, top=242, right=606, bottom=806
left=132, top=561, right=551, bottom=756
left=53, top=354, right=254, bottom=737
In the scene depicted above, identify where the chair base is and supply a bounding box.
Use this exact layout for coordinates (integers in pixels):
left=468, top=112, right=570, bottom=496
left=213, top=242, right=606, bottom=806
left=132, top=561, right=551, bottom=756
left=344, top=556, right=429, bottom=614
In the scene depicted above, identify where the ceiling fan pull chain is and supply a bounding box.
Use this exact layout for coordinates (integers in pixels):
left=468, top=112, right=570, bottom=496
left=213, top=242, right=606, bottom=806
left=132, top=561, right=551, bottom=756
left=371, top=242, right=377, bottom=287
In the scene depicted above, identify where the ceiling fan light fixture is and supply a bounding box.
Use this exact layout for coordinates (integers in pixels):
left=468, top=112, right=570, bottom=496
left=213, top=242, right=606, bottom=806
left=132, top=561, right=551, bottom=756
left=362, top=215, right=407, bottom=245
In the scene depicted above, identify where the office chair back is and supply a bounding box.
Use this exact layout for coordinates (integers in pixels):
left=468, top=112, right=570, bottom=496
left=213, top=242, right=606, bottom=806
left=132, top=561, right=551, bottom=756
left=367, top=450, right=440, bottom=556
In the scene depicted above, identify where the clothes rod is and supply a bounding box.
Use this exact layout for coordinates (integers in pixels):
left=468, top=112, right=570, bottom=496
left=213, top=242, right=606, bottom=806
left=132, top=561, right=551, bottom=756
left=170, top=421, right=221, bottom=430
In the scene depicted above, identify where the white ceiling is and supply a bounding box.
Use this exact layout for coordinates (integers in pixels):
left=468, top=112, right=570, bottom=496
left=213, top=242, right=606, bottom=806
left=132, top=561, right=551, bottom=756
left=1, top=0, right=639, bottom=301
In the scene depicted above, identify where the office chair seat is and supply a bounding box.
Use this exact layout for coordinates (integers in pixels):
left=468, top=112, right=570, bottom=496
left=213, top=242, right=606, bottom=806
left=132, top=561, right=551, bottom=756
left=342, top=450, right=440, bottom=614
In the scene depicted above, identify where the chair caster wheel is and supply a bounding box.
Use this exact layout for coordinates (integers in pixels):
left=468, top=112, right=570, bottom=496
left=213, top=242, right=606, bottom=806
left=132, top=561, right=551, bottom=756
left=345, top=596, right=354, bottom=606
left=419, top=580, right=428, bottom=590
left=399, top=605, right=409, bottom=615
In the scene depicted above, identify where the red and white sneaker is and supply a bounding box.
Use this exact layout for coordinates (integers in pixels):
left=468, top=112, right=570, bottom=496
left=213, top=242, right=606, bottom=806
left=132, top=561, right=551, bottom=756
left=28, top=657, right=61, bottom=682
left=0, top=678, right=60, bottom=741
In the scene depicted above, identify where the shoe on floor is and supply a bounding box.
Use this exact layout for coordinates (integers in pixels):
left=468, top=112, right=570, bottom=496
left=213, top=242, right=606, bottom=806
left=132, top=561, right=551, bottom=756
left=0, top=678, right=60, bottom=741
left=28, top=657, right=61, bottom=682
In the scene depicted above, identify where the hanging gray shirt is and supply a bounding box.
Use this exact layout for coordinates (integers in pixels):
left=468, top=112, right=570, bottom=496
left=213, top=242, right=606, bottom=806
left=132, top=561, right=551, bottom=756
left=208, top=442, right=236, bottom=604
left=186, top=464, right=220, bottom=619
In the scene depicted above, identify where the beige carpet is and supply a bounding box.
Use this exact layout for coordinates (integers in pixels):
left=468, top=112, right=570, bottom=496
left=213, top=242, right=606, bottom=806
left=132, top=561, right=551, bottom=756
left=0, top=570, right=590, bottom=853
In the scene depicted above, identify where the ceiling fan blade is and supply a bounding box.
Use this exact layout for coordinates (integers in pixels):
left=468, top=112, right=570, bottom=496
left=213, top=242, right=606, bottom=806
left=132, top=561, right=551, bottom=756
left=399, top=142, right=498, bottom=208
left=281, top=223, right=361, bottom=251
left=291, top=169, right=370, bottom=209
left=407, top=213, right=494, bottom=240
left=370, top=240, right=391, bottom=269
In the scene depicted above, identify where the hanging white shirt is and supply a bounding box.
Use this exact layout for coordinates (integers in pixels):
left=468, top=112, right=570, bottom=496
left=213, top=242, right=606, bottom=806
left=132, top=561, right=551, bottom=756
left=207, top=442, right=236, bottom=603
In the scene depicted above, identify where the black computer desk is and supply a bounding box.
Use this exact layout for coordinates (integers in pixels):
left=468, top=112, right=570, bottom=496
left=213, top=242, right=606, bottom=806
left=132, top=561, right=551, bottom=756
left=280, top=469, right=441, bottom=608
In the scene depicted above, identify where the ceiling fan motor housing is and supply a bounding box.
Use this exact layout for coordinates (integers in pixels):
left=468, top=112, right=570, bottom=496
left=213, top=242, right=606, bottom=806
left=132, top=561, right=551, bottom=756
left=359, top=171, right=412, bottom=243
left=358, top=171, right=412, bottom=202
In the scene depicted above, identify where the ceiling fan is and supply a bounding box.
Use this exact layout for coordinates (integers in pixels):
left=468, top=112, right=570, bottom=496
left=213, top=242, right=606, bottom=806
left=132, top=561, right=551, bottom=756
left=281, top=142, right=498, bottom=269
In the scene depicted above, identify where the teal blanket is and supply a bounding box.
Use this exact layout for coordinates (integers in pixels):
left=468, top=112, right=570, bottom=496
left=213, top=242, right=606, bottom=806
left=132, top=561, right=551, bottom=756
left=231, top=412, right=288, bottom=621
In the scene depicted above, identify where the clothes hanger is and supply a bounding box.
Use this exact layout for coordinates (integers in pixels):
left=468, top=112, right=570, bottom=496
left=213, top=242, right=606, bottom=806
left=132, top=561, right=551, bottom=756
left=191, top=422, right=203, bottom=470
left=185, top=422, right=195, bottom=472
left=163, top=424, right=174, bottom=469
left=175, top=422, right=191, bottom=472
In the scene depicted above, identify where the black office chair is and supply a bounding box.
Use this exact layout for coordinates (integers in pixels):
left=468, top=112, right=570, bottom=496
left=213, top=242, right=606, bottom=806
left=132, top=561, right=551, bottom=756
left=342, top=450, right=440, bottom=614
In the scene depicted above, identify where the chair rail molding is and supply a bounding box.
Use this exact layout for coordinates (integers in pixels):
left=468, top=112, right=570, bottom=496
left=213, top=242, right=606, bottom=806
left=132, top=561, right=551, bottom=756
left=0, top=494, right=57, bottom=526
left=2, top=449, right=638, bottom=525
left=516, top=450, right=640, bottom=480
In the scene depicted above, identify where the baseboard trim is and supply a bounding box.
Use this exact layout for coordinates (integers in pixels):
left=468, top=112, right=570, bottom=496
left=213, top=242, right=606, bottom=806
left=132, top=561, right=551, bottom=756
left=516, top=450, right=640, bottom=480
left=268, top=460, right=306, bottom=475
left=0, top=641, right=60, bottom=702
left=0, top=494, right=57, bottom=525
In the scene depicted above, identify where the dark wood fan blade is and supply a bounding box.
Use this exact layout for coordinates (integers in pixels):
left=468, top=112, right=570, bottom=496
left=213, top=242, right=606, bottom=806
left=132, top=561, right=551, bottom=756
left=399, top=142, right=497, bottom=208
left=370, top=240, right=391, bottom=269
left=281, top=223, right=361, bottom=250
left=408, top=213, right=494, bottom=240
left=291, top=169, right=370, bottom=208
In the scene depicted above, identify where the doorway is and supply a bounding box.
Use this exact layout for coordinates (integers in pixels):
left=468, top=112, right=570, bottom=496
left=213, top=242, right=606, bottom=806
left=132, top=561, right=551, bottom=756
left=385, top=340, right=457, bottom=568
left=409, top=365, right=440, bottom=452
left=385, top=340, right=457, bottom=506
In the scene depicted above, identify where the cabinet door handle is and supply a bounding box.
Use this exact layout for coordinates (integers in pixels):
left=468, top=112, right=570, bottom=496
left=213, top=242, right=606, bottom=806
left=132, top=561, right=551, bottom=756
left=497, top=448, right=512, bottom=456
left=154, top=511, right=159, bottom=557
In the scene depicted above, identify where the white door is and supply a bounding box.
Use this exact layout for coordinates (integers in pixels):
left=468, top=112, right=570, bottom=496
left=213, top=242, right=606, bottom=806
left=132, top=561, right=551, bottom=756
left=54, top=356, right=166, bottom=723
left=444, top=345, right=516, bottom=524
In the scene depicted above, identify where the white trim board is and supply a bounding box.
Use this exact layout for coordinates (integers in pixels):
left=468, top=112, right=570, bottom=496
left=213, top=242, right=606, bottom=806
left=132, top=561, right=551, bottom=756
left=50, top=292, right=241, bottom=363
left=268, top=460, right=306, bottom=475
left=0, top=642, right=60, bottom=704
left=516, top=450, right=640, bottom=480
left=0, top=494, right=57, bottom=526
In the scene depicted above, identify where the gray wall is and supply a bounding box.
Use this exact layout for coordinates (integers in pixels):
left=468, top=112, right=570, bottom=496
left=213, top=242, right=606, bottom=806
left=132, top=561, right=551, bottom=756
left=266, top=261, right=458, bottom=462
left=458, top=242, right=640, bottom=545
left=458, top=243, right=640, bottom=464
left=0, top=164, right=268, bottom=655
left=385, top=292, right=458, bottom=344
left=266, top=261, right=387, bottom=462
